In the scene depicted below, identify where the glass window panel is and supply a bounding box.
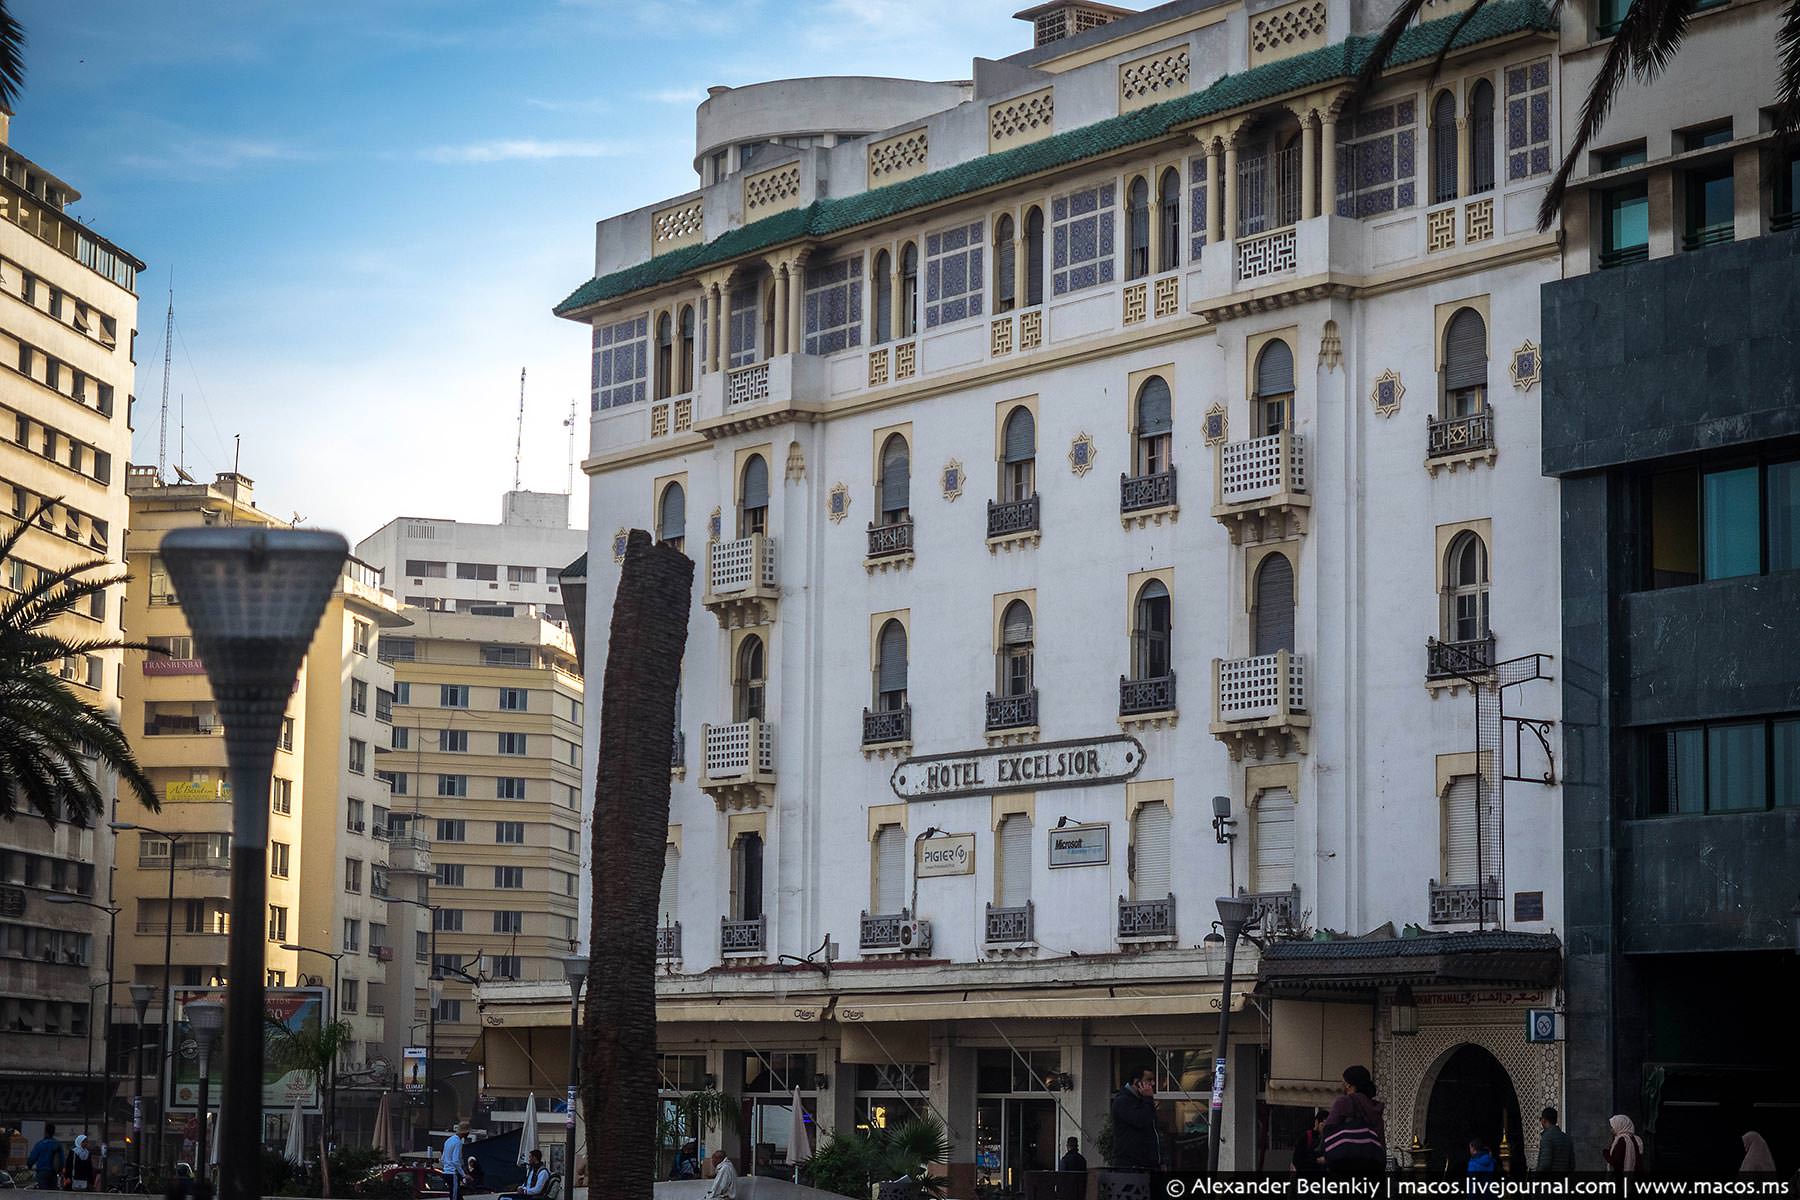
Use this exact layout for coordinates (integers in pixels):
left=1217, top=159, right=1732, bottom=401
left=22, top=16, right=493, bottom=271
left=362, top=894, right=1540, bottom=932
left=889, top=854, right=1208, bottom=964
left=1707, top=722, right=1766, bottom=811
left=1766, top=460, right=1800, bottom=572
left=1664, top=727, right=1705, bottom=815
left=1604, top=186, right=1649, bottom=261
left=1773, top=719, right=1800, bottom=808
left=1649, top=469, right=1700, bottom=587
left=1702, top=466, right=1760, bottom=579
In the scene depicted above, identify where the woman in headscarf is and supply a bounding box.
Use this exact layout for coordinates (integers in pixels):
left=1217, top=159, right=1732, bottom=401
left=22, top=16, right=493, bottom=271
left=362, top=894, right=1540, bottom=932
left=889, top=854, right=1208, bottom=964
left=66, top=1133, right=97, bottom=1191
left=1603, top=1115, right=1643, bottom=1174
left=1321, top=1065, right=1387, bottom=1178
left=1739, top=1132, right=1776, bottom=1176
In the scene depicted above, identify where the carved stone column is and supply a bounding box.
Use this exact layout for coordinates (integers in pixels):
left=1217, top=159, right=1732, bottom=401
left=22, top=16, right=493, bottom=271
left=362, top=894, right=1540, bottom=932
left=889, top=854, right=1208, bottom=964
left=1301, top=114, right=1320, bottom=220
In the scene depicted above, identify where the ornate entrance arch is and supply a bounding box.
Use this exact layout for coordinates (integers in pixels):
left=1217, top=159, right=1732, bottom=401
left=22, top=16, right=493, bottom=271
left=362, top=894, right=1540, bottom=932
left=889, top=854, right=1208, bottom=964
left=1414, top=1043, right=1523, bottom=1173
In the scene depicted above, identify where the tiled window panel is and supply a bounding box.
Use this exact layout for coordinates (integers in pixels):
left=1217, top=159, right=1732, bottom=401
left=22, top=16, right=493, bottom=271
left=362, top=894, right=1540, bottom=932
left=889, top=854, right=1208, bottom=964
left=925, top=220, right=984, bottom=329
left=728, top=286, right=759, bottom=368
left=1336, top=98, right=1418, bottom=218
left=1505, top=59, right=1552, bottom=181
left=1189, top=155, right=1209, bottom=261
left=1052, top=183, right=1116, bottom=297
left=803, top=254, right=864, bottom=355
left=592, top=314, right=648, bottom=410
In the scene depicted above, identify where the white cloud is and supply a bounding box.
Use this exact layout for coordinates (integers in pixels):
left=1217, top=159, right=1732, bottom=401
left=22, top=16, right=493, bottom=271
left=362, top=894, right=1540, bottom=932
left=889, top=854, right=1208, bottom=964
left=119, top=136, right=309, bottom=176
left=419, top=139, right=627, bottom=164
left=524, top=95, right=613, bottom=114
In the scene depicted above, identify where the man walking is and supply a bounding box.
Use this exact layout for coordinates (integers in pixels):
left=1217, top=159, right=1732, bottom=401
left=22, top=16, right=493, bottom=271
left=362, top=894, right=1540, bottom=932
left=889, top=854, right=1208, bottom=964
left=1535, top=1108, right=1574, bottom=1176
left=706, top=1149, right=738, bottom=1200
left=442, top=1121, right=469, bottom=1200
left=1108, top=1068, right=1161, bottom=1170
left=26, top=1123, right=65, bottom=1190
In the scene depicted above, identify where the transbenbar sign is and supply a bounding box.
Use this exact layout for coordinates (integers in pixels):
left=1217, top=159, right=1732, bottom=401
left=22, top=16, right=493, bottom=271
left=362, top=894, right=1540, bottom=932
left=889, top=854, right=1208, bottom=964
left=890, top=735, right=1145, bottom=801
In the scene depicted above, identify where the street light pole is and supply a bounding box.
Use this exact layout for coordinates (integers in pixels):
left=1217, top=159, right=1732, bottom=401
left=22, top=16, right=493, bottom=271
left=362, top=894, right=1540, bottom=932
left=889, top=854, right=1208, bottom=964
left=561, top=956, right=588, bottom=1181
left=185, top=999, right=225, bottom=1181
left=45, top=894, right=120, bottom=1160
left=282, top=943, right=346, bottom=1149
left=129, top=983, right=153, bottom=1179
left=109, top=819, right=190, bottom=1176
left=1207, top=896, right=1253, bottom=1175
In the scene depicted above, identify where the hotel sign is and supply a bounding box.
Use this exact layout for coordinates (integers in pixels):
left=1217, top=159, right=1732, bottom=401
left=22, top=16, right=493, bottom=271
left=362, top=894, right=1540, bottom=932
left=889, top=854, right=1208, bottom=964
left=891, top=735, right=1144, bottom=802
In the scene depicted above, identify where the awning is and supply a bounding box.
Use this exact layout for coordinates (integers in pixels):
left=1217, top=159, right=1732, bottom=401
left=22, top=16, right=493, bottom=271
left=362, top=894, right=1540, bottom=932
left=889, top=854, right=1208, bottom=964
left=835, top=984, right=1249, bottom=1023
left=475, top=996, right=831, bottom=1030
left=840, top=1021, right=931, bottom=1065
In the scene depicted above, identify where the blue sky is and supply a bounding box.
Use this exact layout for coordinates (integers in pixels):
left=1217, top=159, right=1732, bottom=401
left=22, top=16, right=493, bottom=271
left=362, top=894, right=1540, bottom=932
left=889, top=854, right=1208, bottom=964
left=13, top=0, right=1024, bottom=539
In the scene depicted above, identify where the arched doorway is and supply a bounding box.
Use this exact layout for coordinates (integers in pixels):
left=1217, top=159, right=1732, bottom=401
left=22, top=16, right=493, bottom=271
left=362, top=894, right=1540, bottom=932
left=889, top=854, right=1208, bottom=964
left=1421, top=1043, right=1525, bottom=1175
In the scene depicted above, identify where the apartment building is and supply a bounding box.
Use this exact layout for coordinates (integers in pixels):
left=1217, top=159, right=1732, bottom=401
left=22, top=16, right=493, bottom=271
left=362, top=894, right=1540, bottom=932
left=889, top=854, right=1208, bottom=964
left=0, top=108, right=142, bottom=1133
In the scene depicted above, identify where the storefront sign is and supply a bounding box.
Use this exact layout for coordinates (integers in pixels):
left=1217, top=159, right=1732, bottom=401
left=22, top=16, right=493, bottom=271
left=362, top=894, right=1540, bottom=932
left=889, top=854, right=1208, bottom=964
left=1048, top=823, right=1109, bottom=868
left=891, top=736, right=1144, bottom=801
left=402, top=1047, right=427, bottom=1093
left=915, top=833, right=976, bottom=877
left=165, top=780, right=229, bottom=802
left=0, top=1076, right=104, bottom=1117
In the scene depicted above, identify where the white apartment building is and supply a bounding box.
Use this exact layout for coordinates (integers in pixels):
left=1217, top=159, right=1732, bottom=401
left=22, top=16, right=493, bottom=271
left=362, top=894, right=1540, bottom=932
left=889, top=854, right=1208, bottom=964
left=541, top=0, right=1577, bottom=1180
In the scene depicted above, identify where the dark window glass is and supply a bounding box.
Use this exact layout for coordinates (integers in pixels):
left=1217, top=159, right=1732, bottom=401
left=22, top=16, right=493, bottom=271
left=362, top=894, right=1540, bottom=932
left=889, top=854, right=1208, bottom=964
left=1766, top=460, right=1800, bottom=572
left=1648, top=469, right=1700, bottom=588
left=1776, top=148, right=1800, bottom=231
left=1597, top=0, right=1629, bottom=35
left=1702, top=466, right=1760, bottom=580
left=1682, top=164, right=1734, bottom=250
left=1707, top=722, right=1767, bottom=811
left=1774, top=719, right=1800, bottom=808
left=1601, top=183, right=1650, bottom=267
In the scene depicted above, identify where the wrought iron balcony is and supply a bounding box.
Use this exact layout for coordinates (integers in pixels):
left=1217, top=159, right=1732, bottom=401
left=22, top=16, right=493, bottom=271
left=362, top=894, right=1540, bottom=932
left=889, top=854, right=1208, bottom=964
left=671, top=729, right=685, bottom=769
left=720, top=914, right=766, bottom=956
left=656, top=922, right=681, bottom=960
left=985, top=689, right=1038, bottom=733
left=985, top=901, right=1034, bottom=946
left=986, top=494, right=1040, bottom=540
left=702, top=533, right=778, bottom=628
left=699, top=719, right=775, bottom=809
left=1211, top=652, right=1309, bottom=760
left=1240, top=885, right=1302, bottom=935
left=1429, top=877, right=1501, bottom=925
left=1117, top=894, right=1176, bottom=940
left=1426, top=635, right=1496, bottom=681
left=860, top=910, right=930, bottom=953
left=1120, top=468, right=1177, bottom=515
left=1426, top=410, right=1495, bottom=460
left=1213, top=432, right=1308, bottom=544
left=862, top=705, right=911, bottom=747
left=1119, top=673, right=1176, bottom=718
left=867, top=519, right=914, bottom=561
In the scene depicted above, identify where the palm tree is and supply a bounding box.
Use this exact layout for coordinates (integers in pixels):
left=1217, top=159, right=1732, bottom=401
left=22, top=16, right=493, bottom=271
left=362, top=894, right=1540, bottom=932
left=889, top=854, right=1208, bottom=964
left=581, top=530, right=693, bottom=1200
left=0, top=1, right=25, bottom=113
left=266, top=1015, right=355, bottom=1198
left=0, top=499, right=157, bottom=822
left=1354, top=0, right=1800, bottom=229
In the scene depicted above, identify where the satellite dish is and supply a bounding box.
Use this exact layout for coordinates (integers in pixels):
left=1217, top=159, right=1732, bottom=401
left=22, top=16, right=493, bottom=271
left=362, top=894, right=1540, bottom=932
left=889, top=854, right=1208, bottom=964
left=173, top=465, right=196, bottom=484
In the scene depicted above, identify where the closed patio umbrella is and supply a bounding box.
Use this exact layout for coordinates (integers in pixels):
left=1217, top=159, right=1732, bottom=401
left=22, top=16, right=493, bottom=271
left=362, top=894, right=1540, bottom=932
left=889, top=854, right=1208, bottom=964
left=518, top=1094, right=539, bottom=1166
left=283, top=1102, right=306, bottom=1166
left=788, top=1088, right=812, bottom=1182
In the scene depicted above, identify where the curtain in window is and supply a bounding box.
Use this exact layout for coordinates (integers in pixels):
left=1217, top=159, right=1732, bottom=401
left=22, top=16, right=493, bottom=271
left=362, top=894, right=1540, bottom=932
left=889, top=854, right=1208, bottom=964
left=1003, top=408, right=1036, bottom=463
left=877, top=621, right=908, bottom=705
left=1255, top=341, right=1295, bottom=397
left=1442, top=776, right=1480, bottom=886
left=741, top=455, right=769, bottom=510
left=1136, top=377, right=1172, bottom=435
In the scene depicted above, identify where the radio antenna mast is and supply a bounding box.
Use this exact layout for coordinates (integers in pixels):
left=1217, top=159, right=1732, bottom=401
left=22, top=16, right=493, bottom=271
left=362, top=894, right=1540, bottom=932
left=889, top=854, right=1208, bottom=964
left=563, top=397, right=577, bottom=494
left=157, top=273, right=174, bottom=482
left=513, top=367, right=526, bottom=491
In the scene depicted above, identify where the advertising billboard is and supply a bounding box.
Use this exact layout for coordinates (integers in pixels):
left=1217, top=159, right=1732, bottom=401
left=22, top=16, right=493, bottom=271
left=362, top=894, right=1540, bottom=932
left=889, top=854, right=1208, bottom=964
left=168, top=986, right=328, bottom=1113
left=402, top=1047, right=428, bottom=1093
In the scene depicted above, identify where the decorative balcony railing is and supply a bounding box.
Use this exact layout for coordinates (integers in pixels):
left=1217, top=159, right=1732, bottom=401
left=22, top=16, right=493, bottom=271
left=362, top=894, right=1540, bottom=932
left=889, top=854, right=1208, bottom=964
left=867, top=519, right=914, bottom=560
left=860, top=910, right=910, bottom=951
left=1426, top=635, right=1496, bottom=681
left=1426, top=410, right=1494, bottom=459
left=1120, top=469, right=1177, bottom=514
left=656, top=922, right=682, bottom=960
left=1117, top=894, right=1176, bottom=940
left=986, top=494, right=1040, bottom=539
left=862, top=705, right=911, bottom=746
left=726, top=362, right=771, bottom=408
left=1429, top=877, right=1501, bottom=925
left=1237, top=226, right=1298, bottom=281
left=1240, top=885, right=1302, bottom=935
left=1119, top=673, right=1176, bottom=718
left=985, top=689, right=1038, bottom=733
left=1216, top=653, right=1307, bottom=722
left=720, top=914, right=766, bottom=955
left=985, top=901, right=1034, bottom=946
left=1220, top=432, right=1307, bottom=505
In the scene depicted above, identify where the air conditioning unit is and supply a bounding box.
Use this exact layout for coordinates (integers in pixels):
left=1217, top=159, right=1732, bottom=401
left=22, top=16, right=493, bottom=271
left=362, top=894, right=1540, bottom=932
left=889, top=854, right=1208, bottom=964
left=897, top=918, right=932, bottom=953
left=375, top=946, right=394, bottom=962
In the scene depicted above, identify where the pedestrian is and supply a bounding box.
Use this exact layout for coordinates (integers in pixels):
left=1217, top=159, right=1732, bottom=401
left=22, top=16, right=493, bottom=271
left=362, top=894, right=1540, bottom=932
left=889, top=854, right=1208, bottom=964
left=1320, top=1066, right=1386, bottom=1178
left=1058, top=1136, right=1087, bottom=1173
left=501, top=1149, right=550, bottom=1200
left=1535, top=1107, right=1574, bottom=1176
left=1740, top=1132, right=1776, bottom=1176
left=1108, top=1068, right=1161, bottom=1170
left=1603, top=1115, right=1643, bottom=1175
left=1466, top=1138, right=1497, bottom=1192
left=27, top=1122, right=65, bottom=1189
left=65, top=1134, right=98, bottom=1192
left=442, top=1121, right=469, bottom=1200
left=464, top=1154, right=485, bottom=1194
left=1291, top=1110, right=1328, bottom=1176
left=706, top=1149, right=738, bottom=1200
left=671, top=1140, right=701, bottom=1180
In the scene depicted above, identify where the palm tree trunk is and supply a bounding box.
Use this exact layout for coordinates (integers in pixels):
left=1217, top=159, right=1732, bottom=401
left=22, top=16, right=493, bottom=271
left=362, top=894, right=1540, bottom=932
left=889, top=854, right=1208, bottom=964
left=582, top=531, right=694, bottom=1200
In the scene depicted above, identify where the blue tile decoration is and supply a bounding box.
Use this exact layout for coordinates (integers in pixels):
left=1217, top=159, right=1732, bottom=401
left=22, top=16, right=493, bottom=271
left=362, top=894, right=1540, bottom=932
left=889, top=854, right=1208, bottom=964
left=595, top=313, right=648, bottom=410
left=1506, top=59, right=1551, bottom=180
left=802, top=254, right=864, bottom=355
left=1053, top=183, right=1117, bottom=297
left=925, top=220, right=984, bottom=329
left=1189, top=154, right=1209, bottom=260
left=1338, top=98, right=1418, bottom=219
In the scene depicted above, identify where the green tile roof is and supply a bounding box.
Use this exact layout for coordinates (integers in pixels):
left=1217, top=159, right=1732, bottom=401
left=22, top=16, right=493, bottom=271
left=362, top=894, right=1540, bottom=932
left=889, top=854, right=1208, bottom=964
left=554, top=0, right=1554, bottom=318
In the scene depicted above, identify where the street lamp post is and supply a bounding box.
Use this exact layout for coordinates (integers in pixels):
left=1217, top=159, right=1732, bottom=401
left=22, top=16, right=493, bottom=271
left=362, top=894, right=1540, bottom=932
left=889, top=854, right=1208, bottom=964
left=109, top=819, right=190, bottom=1175
left=46, top=894, right=120, bottom=1159
left=159, top=526, right=348, bottom=1200
left=282, top=943, right=347, bottom=1150
left=129, top=983, right=153, bottom=1178
left=185, top=999, right=225, bottom=1180
left=1207, top=895, right=1254, bottom=1175
left=561, top=956, right=588, bottom=1181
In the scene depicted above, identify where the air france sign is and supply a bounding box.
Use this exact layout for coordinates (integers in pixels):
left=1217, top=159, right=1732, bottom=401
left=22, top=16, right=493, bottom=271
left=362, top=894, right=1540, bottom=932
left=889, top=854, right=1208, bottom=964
left=890, top=736, right=1145, bottom=802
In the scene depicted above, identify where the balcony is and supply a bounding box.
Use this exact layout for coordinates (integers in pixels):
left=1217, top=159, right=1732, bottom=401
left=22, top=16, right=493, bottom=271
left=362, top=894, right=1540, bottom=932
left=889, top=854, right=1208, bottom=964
left=1429, top=877, right=1501, bottom=925
left=1118, top=673, right=1176, bottom=725
left=1240, top=885, right=1302, bottom=936
left=656, top=922, right=681, bottom=961
left=985, top=690, right=1038, bottom=741
left=1117, top=894, right=1176, bottom=942
left=698, top=719, right=775, bottom=810
left=1120, top=468, right=1177, bottom=524
left=720, top=914, right=766, bottom=958
left=1425, top=410, right=1495, bottom=473
left=986, top=494, right=1040, bottom=549
left=726, top=362, right=770, bottom=409
left=866, top=519, right=914, bottom=569
left=860, top=910, right=930, bottom=954
left=671, top=730, right=686, bottom=772
left=384, top=837, right=431, bottom=876
left=1213, top=432, right=1308, bottom=545
left=1426, top=635, right=1496, bottom=683
left=1210, top=652, right=1309, bottom=760
left=1236, top=226, right=1298, bottom=283
left=862, top=705, right=911, bottom=752
left=985, top=901, right=1035, bottom=947
left=702, top=533, right=778, bottom=629
left=1190, top=215, right=1360, bottom=322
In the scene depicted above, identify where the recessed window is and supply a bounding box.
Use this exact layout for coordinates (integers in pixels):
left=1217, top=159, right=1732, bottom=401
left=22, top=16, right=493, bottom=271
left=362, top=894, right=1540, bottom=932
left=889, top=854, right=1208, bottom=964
left=1127, top=175, right=1151, bottom=280
left=1130, top=580, right=1172, bottom=682
left=999, top=407, right=1036, bottom=502
left=440, top=730, right=468, bottom=753
left=1774, top=146, right=1800, bottom=231
left=998, top=600, right=1034, bottom=699
left=496, top=821, right=525, bottom=845
left=494, top=866, right=524, bottom=889
left=440, top=684, right=469, bottom=708
left=1255, top=342, right=1295, bottom=435
left=436, top=819, right=466, bottom=842
left=1133, top=376, right=1173, bottom=478
left=877, top=435, right=910, bottom=525
left=1157, top=168, right=1181, bottom=272
left=1639, top=715, right=1800, bottom=815
left=494, top=911, right=523, bottom=934
left=874, top=619, right=908, bottom=713
left=1644, top=456, right=1800, bottom=588
left=738, top=454, right=769, bottom=538
left=1682, top=161, right=1735, bottom=250
left=994, top=215, right=1016, bottom=313
left=497, top=732, right=528, bottom=755
left=734, top=635, right=766, bottom=722
left=657, top=483, right=686, bottom=552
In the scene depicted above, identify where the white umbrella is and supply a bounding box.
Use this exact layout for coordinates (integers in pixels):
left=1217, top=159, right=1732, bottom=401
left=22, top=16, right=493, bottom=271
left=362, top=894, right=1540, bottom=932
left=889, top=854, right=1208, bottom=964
left=372, top=1092, right=395, bottom=1160
left=208, top=1108, right=221, bottom=1168
left=788, top=1087, right=812, bottom=1181
left=517, top=1094, right=539, bottom=1166
left=283, top=1101, right=306, bottom=1166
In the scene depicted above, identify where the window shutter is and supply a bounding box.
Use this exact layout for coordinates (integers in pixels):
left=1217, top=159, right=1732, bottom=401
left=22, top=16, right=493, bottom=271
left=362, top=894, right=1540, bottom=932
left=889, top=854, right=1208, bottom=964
left=1132, top=801, right=1172, bottom=900
left=1002, top=601, right=1033, bottom=646
left=1443, top=776, right=1479, bottom=886
left=1255, top=341, right=1294, bottom=397
left=1251, top=789, right=1296, bottom=892
left=881, top=439, right=911, bottom=511
left=1253, top=554, right=1296, bottom=655
left=659, top=844, right=680, bottom=926
left=1432, top=91, right=1459, bottom=204
left=1136, top=377, right=1172, bottom=436
left=1444, top=309, right=1488, bottom=391
left=1003, top=408, right=1036, bottom=463
left=741, top=456, right=769, bottom=510
left=878, top=622, right=908, bottom=695
left=999, top=816, right=1032, bottom=907
left=875, top=825, right=905, bottom=914
left=658, top=484, right=686, bottom=541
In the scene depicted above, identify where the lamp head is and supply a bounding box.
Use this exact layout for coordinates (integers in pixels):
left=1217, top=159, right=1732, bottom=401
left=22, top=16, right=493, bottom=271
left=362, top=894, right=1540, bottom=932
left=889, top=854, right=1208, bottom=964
left=562, top=955, right=590, bottom=985
left=108, top=821, right=137, bottom=832
left=279, top=943, right=304, bottom=953
left=1054, top=816, right=1070, bottom=829
left=1215, top=894, right=1255, bottom=937
left=1211, top=795, right=1231, bottom=820
left=185, top=998, right=226, bottom=1039
left=129, top=982, right=154, bottom=1018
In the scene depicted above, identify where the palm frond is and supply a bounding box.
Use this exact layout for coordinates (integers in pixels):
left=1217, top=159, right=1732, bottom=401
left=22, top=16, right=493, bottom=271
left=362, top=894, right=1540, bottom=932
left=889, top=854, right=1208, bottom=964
left=1772, top=0, right=1800, bottom=133
left=0, top=0, right=24, bottom=113
left=1350, top=0, right=1437, bottom=100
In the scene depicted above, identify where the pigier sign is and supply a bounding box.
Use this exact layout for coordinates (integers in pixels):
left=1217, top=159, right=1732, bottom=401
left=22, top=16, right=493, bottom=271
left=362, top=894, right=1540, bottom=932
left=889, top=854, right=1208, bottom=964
left=891, top=735, right=1145, bottom=801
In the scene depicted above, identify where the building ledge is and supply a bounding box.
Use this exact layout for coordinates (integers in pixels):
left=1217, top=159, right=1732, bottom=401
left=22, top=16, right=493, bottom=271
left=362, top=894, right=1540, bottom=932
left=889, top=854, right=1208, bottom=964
left=864, top=551, right=915, bottom=574
left=1120, top=503, right=1178, bottom=529
left=985, top=724, right=1040, bottom=747
left=860, top=738, right=912, bottom=760
left=1119, top=709, right=1178, bottom=731
left=1424, top=447, right=1497, bottom=476
left=986, top=529, right=1042, bottom=553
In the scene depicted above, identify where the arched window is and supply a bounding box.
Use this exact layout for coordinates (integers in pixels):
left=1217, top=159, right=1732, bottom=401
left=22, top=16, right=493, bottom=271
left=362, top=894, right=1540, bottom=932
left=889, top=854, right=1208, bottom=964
left=872, top=249, right=893, bottom=345
left=875, top=619, right=908, bottom=712
left=999, top=600, right=1034, bottom=698
left=1432, top=90, right=1459, bottom=204
left=994, top=215, right=1017, bottom=313
left=738, top=454, right=769, bottom=537
left=734, top=634, right=766, bottom=722
left=1469, top=81, right=1496, bottom=195
left=1158, top=168, right=1182, bottom=272
left=658, top=843, right=680, bottom=928
left=657, top=483, right=686, bottom=552
left=1128, top=175, right=1152, bottom=279
left=997, top=813, right=1032, bottom=908
left=899, top=243, right=919, bottom=338
left=1442, top=308, right=1488, bottom=417
left=1024, top=207, right=1045, bottom=307
left=1001, top=407, right=1036, bottom=501
left=1253, top=552, right=1295, bottom=656
left=1255, top=340, right=1295, bottom=435
left=655, top=312, right=673, bottom=400
left=1132, top=580, right=1172, bottom=681
left=1275, top=131, right=1303, bottom=228
left=1445, top=532, right=1490, bottom=644
left=728, top=283, right=759, bottom=368
left=731, top=830, right=763, bottom=921
left=1130, top=800, right=1171, bottom=900
left=762, top=279, right=777, bottom=358
left=872, top=824, right=905, bottom=914
left=1250, top=788, right=1296, bottom=893
left=678, top=305, right=696, bottom=393
left=1134, top=375, right=1173, bottom=476
left=878, top=434, right=910, bottom=524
